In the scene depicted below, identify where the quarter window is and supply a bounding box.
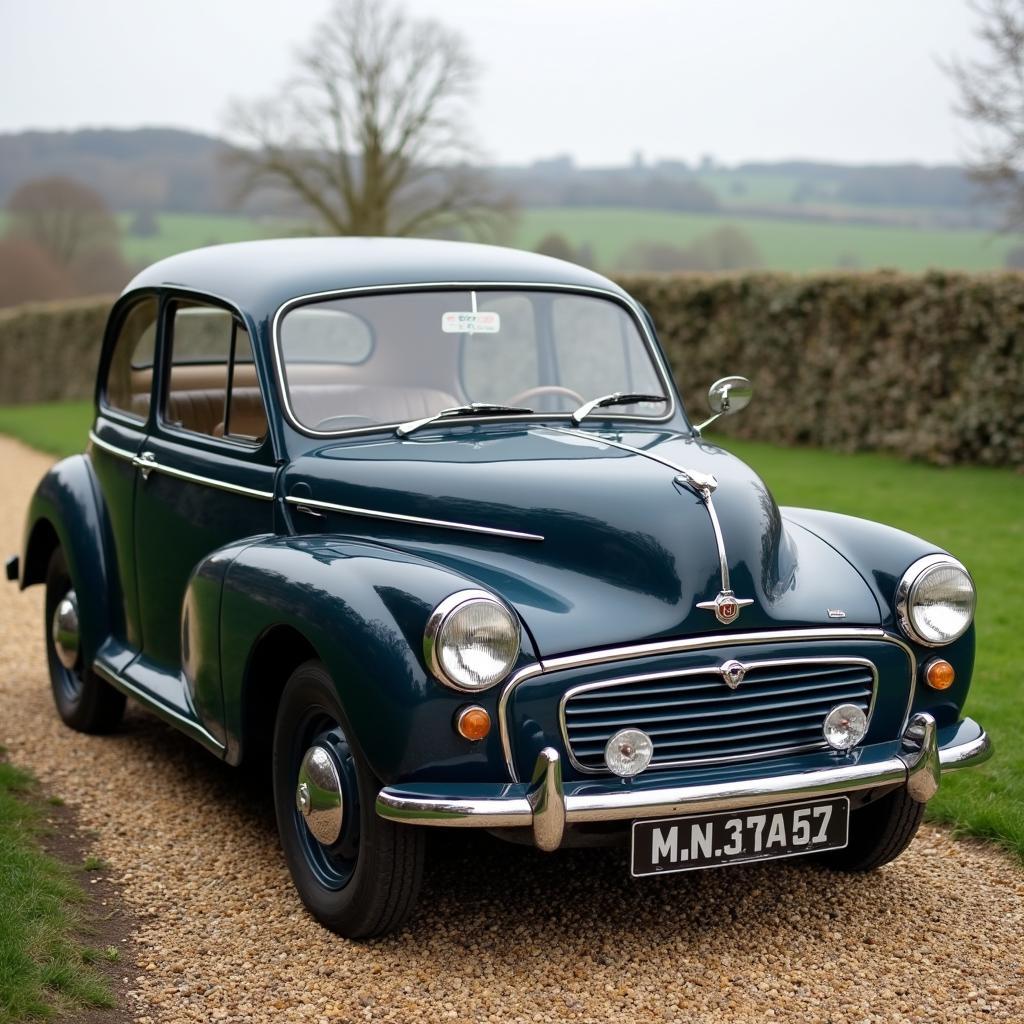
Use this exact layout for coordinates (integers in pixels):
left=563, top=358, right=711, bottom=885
left=164, top=302, right=268, bottom=443
left=104, top=297, right=158, bottom=420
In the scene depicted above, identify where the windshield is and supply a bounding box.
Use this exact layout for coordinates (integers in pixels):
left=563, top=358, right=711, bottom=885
left=276, top=289, right=669, bottom=434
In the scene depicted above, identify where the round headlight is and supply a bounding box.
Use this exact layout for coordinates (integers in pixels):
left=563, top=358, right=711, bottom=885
left=896, top=555, right=976, bottom=647
left=425, top=590, right=520, bottom=691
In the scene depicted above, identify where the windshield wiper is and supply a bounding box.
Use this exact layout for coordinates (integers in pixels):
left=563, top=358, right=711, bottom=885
left=396, top=403, right=535, bottom=438
left=571, top=392, right=667, bottom=425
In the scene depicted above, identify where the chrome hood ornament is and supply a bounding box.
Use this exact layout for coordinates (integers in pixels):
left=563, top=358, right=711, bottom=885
left=673, top=471, right=754, bottom=626
left=543, top=428, right=756, bottom=627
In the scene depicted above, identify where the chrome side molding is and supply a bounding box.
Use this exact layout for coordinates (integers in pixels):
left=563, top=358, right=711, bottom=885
left=283, top=494, right=544, bottom=542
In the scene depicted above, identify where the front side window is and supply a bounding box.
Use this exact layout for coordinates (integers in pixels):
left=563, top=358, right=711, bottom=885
left=163, top=302, right=267, bottom=443
left=104, top=297, right=158, bottom=420
left=277, top=289, right=667, bottom=433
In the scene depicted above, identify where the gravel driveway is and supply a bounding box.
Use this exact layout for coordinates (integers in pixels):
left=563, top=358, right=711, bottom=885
left=1, top=435, right=1022, bottom=1024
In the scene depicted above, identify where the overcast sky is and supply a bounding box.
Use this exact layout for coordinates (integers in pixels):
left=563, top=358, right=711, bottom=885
left=0, top=0, right=986, bottom=166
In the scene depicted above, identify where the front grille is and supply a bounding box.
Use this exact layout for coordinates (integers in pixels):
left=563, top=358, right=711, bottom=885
left=561, top=658, right=876, bottom=772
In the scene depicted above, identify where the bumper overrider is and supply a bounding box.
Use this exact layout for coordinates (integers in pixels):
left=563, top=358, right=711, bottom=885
left=376, top=714, right=991, bottom=852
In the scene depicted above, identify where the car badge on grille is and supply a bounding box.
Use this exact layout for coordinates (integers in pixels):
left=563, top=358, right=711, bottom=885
left=697, top=589, right=755, bottom=625
left=720, top=659, right=747, bottom=689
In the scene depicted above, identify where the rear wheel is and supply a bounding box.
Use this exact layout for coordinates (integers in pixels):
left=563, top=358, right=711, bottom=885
left=819, top=787, right=925, bottom=872
left=44, top=547, right=125, bottom=733
left=272, top=660, right=424, bottom=938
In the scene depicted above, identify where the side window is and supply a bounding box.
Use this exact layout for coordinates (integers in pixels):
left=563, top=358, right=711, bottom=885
left=104, top=297, right=158, bottom=420
left=164, top=302, right=268, bottom=444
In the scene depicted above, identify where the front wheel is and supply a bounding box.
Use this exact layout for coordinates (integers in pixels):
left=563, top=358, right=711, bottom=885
left=272, top=660, right=425, bottom=938
left=44, top=547, right=125, bottom=734
left=818, top=786, right=925, bottom=872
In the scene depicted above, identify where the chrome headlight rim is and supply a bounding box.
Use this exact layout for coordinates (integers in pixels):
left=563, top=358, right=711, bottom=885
left=895, top=554, right=976, bottom=648
left=424, top=589, right=521, bottom=692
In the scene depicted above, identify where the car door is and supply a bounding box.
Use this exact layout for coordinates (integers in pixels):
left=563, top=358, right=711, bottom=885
left=89, top=292, right=160, bottom=656
left=130, top=295, right=277, bottom=726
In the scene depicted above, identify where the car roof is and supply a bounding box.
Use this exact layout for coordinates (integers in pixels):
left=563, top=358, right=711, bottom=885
left=124, top=237, right=630, bottom=319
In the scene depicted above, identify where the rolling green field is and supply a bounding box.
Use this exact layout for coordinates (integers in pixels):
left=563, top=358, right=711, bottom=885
left=119, top=209, right=1016, bottom=273
left=115, top=212, right=294, bottom=266
left=0, top=206, right=1012, bottom=274
left=0, top=403, right=1020, bottom=859
left=513, top=207, right=1014, bottom=272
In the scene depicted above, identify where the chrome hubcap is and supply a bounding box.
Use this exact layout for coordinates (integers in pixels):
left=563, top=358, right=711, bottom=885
left=52, top=591, right=80, bottom=670
left=296, top=744, right=344, bottom=845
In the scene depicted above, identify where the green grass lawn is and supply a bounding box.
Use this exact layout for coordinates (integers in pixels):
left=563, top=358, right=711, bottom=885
left=0, top=405, right=1019, bottom=858
left=718, top=434, right=1023, bottom=855
left=513, top=207, right=1013, bottom=272
left=0, top=756, right=113, bottom=1022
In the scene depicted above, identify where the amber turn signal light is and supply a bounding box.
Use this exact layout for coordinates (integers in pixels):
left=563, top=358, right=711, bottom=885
left=455, top=705, right=491, bottom=741
left=924, top=659, right=955, bottom=691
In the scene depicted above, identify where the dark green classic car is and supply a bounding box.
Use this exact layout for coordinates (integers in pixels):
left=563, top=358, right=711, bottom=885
left=6, top=238, right=990, bottom=937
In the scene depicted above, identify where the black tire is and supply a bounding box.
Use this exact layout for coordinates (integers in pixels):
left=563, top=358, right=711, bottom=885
left=818, top=787, right=925, bottom=872
left=44, top=547, right=125, bottom=734
left=272, top=660, right=425, bottom=938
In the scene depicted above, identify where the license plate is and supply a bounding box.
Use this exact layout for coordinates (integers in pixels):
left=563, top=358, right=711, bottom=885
left=630, top=796, right=849, bottom=877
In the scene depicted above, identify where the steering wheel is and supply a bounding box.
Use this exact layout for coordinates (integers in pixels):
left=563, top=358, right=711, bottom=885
left=504, top=384, right=586, bottom=407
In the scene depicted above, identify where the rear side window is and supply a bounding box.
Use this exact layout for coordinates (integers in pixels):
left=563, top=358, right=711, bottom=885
left=104, top=297, right=158, bottom=420
left=163, top=302, right=267, bottom=444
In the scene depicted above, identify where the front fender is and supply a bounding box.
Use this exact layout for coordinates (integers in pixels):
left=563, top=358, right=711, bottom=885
left=783, top=507, right=976, bottom=723
left=219, top=535, right=538, bottom=784
left=20, top=454, right=116, bottom=667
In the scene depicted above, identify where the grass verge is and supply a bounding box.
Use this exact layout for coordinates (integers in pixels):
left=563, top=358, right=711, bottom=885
left=0, top=402, right=92, bottom=459
left=0, top=756, right=114, bottom=1022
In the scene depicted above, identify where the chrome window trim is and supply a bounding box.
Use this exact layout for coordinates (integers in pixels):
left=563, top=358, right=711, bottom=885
left=88, top=430, right=274, bottom=501
left=270, top=281, right=679, bottom=440
left=88, top=431, right=136, bottom=462
left=895, top=553, right=975, bottom=647
left=497, top=627, right=916, bottom=782
left=557, top=656, right=879, bottom=775
left=423, top=589, right=522, bottom=691
left=283, top=494, right=543, bottom=541
left=93, top=659, right=226, bottom=753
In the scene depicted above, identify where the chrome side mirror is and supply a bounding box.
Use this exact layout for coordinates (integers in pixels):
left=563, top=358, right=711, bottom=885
left=695, top=375, right=753, bottom=435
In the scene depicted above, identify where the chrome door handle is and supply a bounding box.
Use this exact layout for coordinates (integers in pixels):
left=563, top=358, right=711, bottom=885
left=133, top=451, right=157, bottom=480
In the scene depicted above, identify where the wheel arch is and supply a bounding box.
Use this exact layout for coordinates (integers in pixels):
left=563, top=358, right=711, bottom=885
left=19, top=455, right=117, bottom=667
left=236, top=623, right=321, bottom=768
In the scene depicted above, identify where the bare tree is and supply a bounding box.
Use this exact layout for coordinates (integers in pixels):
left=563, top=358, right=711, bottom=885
left=6, top=176, right=119, bottom=266
left=225, top=0, right=513, bottom=238
left=947, top=0, right=1024, bottom=229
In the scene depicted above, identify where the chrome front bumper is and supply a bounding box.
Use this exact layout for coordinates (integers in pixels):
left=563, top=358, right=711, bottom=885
left=376, top=715, right=991, bottom=852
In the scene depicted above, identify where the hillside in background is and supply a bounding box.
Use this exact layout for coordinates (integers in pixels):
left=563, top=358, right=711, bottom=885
left=0, top=126, right=1015, bottom=290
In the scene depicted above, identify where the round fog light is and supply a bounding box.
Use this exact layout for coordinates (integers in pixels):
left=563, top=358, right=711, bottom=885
left=604, top=729, right=654, bottom=777
left=823, top=703, right=868, bottom=752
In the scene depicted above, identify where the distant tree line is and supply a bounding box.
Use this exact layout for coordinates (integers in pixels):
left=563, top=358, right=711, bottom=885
left=0, top=177, right=132, bottom=307
left=0, top=130, right=994, bottom=220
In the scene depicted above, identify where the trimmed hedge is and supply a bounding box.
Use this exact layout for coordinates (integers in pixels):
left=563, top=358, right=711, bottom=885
left=0, top=298, right=111, bottom=406
left=1, top=272, right=1022, bottom=468
left=628, top=271, right=1024, bottom=469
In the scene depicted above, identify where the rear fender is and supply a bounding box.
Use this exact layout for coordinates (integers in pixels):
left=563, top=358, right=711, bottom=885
left=20, top=454, right=117, bottom=667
